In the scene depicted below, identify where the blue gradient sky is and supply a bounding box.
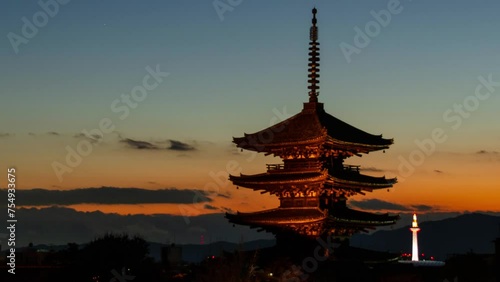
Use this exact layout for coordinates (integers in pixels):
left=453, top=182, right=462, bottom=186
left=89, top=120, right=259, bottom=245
left=1, top=0, right=500, bottom=214
left=1, top=1, right=500, bottom=142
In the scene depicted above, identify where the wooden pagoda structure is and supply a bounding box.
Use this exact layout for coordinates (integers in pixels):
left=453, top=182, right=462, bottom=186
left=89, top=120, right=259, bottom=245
left=226, top=8, right=398, bottom=243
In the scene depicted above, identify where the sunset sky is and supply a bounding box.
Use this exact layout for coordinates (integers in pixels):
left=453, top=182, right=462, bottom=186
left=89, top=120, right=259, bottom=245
left=1, top=0, right=500, bottom=245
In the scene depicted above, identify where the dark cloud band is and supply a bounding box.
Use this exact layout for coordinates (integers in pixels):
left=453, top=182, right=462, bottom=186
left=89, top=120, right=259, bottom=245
left=0, top=187, right=212, bottom=206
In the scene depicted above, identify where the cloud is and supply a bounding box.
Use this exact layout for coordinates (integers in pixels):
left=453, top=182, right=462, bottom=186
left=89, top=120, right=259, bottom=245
left=74, top=133, right=102, bottom=143
left=116, top=135, right=197, bottom=151
left=47, top=131, right=60, bottom=136
left=0, top=187, right=213, bottom=206
left=0, top=133, right=13, bottom=138
left=168, top=140, right=195, bottom=151
left=217, top=193, right=231, bottom=199
left=476, top=150, right=499, bottom=154
left=221, top=206, right=234, bottom=213
left=411, top=204, right=434, bottom=212
left=360, top=167, right=384, bottom=172
left=434, top=169, right=444, bottom=173
left=204, top=204, right=218, bottom=210
left=349, top=199, right=410, bottom=211
left=473, top=150, right=500, bottom=162
left=121, top=138, right=159, bottom=150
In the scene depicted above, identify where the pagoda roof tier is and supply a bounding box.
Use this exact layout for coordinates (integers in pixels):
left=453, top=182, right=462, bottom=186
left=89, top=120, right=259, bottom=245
left=326, top=170, right=397, bottom=191
left=233, top=102, right=393, bottom=154
left=230, top=169, right=395, bottom=193
left=226, top=207, right=327, bottom=226
left=230, top=170, right=329, bottom=192
left=225, top=206, right=398, bottom=235
left=327, top=206, right=399, bottom=227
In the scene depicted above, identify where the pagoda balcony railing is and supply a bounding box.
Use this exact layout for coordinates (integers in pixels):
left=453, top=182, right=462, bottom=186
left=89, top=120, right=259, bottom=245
left=343, top=165, right=360, bottom=173
left=267, top=164, right=284, bottom=171
left=267, top=162, right=322, bottom=172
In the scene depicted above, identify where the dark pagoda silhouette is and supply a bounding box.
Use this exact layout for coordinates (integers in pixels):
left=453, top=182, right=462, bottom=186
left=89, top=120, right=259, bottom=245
left=226, top=8, right=399, bottom=254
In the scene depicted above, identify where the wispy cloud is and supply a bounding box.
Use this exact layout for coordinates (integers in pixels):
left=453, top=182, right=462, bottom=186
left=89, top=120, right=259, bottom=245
left=204, top=204, right=218, bottom=210
left=121, top=138, right=159, bottom=150
left=474, top=150, right=500, bottom=162
left=168, top=139, right=196, bottom=151
left=221, top=206, right=234, bottom=213
left=47, top=131, right=60, bottom=136
left=216, top=192, right=231, bottom=199
left=74, top=133, right=102, bottom=143
left=118, top=136, right=196, bottom=151
left=0, top=132, right=13, bottom=138
left=360, top=166, right=384, bottom=173
left=476, top=150, right=499, bottom=154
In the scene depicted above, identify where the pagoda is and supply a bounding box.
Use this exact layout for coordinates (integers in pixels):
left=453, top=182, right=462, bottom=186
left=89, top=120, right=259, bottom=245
left=226, top=8, right=398, bottom=244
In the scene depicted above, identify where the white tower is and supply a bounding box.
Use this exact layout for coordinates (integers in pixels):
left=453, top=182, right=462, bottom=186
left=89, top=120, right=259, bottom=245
left=410, top=213, right=420, bottom=261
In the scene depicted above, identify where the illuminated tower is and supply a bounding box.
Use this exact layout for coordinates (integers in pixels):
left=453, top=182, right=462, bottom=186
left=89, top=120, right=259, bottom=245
left=410, top=213, right=420, bottom=261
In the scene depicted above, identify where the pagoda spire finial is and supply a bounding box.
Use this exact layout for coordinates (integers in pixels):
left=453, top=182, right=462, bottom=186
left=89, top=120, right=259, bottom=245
left=308, top=7, right=320, bottom=103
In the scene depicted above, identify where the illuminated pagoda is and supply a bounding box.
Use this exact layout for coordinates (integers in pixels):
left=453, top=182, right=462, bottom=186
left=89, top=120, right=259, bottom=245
left=226, top=8, right=398, bottom=246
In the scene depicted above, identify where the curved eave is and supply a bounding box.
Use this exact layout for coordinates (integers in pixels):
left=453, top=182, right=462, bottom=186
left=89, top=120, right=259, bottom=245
left=321, top=172, right=397, bottom=193
left=318, top=109, right=394, bottom=148
left=330, top=177, right=397, bottom=190
left=328, top=207, right=400, bottom=227
left=232, top=134, right=392, bottom=154
left=233, top=135, right=326, bottom=152
left=326, top=137, right=392, bottom=153
left=329, top=216, right=398, bottom=226
left=229, top=171, right=328, bottom=189
left=225, top=208, right=327, bottom=225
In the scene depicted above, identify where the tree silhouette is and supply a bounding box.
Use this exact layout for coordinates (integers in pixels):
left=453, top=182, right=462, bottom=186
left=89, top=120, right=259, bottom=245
left=75, top=233, right=154, bottom=282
